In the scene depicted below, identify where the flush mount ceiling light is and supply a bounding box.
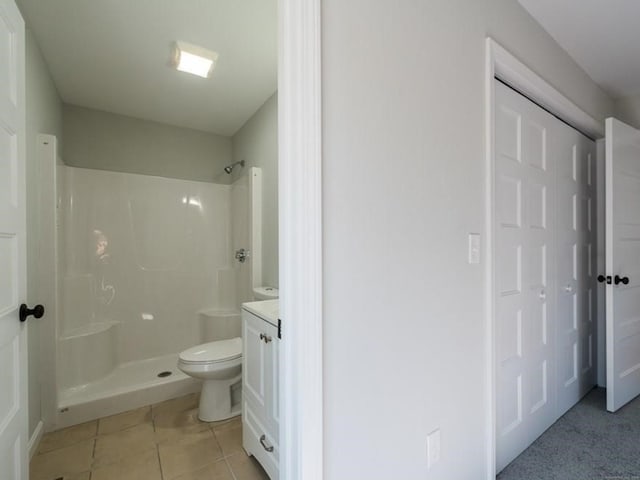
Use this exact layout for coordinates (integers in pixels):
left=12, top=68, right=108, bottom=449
left=170, top=41, right=219, bottom=78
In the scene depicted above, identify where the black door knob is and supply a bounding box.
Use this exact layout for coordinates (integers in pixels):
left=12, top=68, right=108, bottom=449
left=614, top=275, right=630, bottom=286
left=597, top=275, right=612, bottom=284
left=19, top=304, right=44, bottom=323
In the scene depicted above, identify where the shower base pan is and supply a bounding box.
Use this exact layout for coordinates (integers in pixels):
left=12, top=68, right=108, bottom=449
left=56, top=353, right=200, bottom=429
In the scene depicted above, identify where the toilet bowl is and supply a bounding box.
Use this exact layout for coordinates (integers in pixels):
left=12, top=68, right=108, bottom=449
left=177, top=337, right=242, bottom=422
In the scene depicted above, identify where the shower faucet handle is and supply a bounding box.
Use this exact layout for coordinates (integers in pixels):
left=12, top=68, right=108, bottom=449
left=235, top=248, right=249, bottom=263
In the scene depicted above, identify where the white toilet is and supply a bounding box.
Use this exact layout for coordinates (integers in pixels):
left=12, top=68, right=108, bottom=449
left=177, top=337, right=242, bottom=422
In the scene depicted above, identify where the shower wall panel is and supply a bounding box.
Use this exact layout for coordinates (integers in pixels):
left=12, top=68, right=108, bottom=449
left=60, top=167, right=233, bottom=367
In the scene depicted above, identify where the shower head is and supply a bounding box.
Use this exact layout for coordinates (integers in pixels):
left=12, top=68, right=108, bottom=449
left=224, top=160, right=245, bottom=174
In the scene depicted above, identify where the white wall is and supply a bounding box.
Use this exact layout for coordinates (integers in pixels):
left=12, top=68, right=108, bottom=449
left=321, top=1, right=613, bottom=478
left=614, top=92, right=640, bottom=129
left=63, top=105, right=232, bottom=183
left=231, top=93, right=278, bottom=288
left=25, top=28, right=63, bottom=439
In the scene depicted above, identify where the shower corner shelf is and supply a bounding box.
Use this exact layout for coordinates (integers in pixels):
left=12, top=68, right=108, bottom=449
left=59, top=320, right=121, bottom=341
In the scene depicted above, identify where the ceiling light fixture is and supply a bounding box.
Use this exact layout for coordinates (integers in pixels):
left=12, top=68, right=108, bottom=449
left=171, top=41, right=218, bottom=78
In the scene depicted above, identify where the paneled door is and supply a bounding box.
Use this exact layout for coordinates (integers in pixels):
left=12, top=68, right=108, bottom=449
left=495, top=81, right=557, bottom=472
left=0, top=0, right=27, bottom=479
left=494, top=81, right=596, bottom=472
left=605, top=118, right=640, bottom=412
left=555, top=127, right=596, bottom=416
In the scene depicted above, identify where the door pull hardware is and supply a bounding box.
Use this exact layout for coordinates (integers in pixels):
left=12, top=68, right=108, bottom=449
left=19, top=304, right=44, bottom=323
left=277, top=318, right=282, bottom=339
left=614, top=275, right=630, bottom=286
left=538, top=290, right=546, bottom=300
left=597, top=275, right=612, bottom=285
left=259, top=434, right=274, bottom=452
left=260, top=333, right=272, bottom=343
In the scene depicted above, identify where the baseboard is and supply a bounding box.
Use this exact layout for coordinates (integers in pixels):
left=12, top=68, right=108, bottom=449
left=27, top=420, right=44, bottom=459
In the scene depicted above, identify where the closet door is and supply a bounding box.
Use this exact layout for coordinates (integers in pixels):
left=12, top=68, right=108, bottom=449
left=495, top=80, right=597, bottom=472
left=495, top=81, right=557, bottom=472
left=556, top=129, right=596, bottom=416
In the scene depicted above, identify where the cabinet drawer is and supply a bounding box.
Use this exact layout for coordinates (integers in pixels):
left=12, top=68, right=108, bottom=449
left=243, top=400, right=279, bottom=479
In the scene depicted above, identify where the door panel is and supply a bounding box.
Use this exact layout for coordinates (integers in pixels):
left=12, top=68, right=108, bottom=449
left=556, top=135, right=596, bottom=415
left=605, top=117, right=640, bottom=412
left=495, top=82, right=557, bottom=471
left=0, top=0, right=26, bottom=479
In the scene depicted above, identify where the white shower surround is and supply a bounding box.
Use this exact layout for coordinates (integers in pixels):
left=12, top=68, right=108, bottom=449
left=51, top=166, right=258, bottom=428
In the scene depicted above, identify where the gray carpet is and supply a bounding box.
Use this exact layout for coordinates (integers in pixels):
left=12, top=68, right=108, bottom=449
left=498, top=388, right=640, bottom=480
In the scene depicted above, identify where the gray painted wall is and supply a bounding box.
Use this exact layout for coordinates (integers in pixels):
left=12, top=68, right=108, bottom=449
left=614, top=92, right=640, bottom=129
left=322, top=0, right=613, bottom=478
left=63, top=105, right=232, bottom=183
left=25, top=28, right=63, bottom=438
left=231, top=93, right=278, bottom=288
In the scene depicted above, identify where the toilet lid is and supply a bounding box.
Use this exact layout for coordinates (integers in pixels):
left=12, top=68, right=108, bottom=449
left=179, top=337, right=242, bottom=364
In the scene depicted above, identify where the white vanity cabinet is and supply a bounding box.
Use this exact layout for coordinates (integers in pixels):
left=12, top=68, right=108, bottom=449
left=242, top=300, right=279, bottom=479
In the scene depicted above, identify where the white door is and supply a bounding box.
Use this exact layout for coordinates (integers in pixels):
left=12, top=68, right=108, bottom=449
left=555, top=126, right=596, bottom=416
left=605, top=117, right=640, bottom=412
left=495, top=81, right=557, bottom=471
left=0, top=0, right=27, bottom=479
left=495, top=81, right=596, bottom=471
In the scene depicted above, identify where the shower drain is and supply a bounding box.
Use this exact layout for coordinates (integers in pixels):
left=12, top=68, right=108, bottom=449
left=157, top=371, right=172, bottom=378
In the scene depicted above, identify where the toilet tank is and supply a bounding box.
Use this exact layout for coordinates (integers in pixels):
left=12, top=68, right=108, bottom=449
left=198, top=309, right=241, bottom=343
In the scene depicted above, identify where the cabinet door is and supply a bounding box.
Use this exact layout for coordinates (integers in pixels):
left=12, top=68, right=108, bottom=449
left=243, top=310, right=268, bottom=414
left=242, top=309, right=279, bottom=479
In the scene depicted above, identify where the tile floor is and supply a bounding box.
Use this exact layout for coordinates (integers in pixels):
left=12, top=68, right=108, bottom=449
left=30, top=393, right=270, bottom=480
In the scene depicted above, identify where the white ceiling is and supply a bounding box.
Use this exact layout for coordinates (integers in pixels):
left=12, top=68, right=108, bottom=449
left=518, top=0, right=640, bottom=100
left=17, top=0, right=277, bottom=136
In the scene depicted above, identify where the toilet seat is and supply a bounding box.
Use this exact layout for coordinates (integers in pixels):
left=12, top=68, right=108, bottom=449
left=179, top=337, right=242, bottom=365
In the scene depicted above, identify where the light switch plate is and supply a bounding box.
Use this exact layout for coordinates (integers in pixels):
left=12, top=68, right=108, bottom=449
left=468, top=233, right=481, bottom=264
left=427, top=428, right=441, bottom=468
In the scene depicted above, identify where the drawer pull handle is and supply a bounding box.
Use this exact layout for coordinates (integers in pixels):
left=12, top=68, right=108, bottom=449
left=260, top=434, right=274, bottom=452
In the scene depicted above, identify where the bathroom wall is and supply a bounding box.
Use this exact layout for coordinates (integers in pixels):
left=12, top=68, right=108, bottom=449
left=614, top=92, right=640, bottom=129
left=25, top=27, right=63, bottom=439
left=59, top=167, right=233, bottom=375
left=321, top=0, right=613, bottom=478
left=62, top=105, right=232, bottom=183
left=231, top=93, right=278, bottom=287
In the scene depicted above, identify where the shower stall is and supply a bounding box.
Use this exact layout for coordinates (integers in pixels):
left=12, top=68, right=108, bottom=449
left=38, top=134, right=262, bottom=430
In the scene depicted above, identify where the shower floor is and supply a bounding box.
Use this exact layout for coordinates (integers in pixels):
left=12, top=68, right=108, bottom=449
left=56, top=353, right=200, bottom=429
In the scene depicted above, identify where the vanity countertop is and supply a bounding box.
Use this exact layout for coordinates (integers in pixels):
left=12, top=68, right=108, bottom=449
left=242, top=299, right=279, bottom=326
